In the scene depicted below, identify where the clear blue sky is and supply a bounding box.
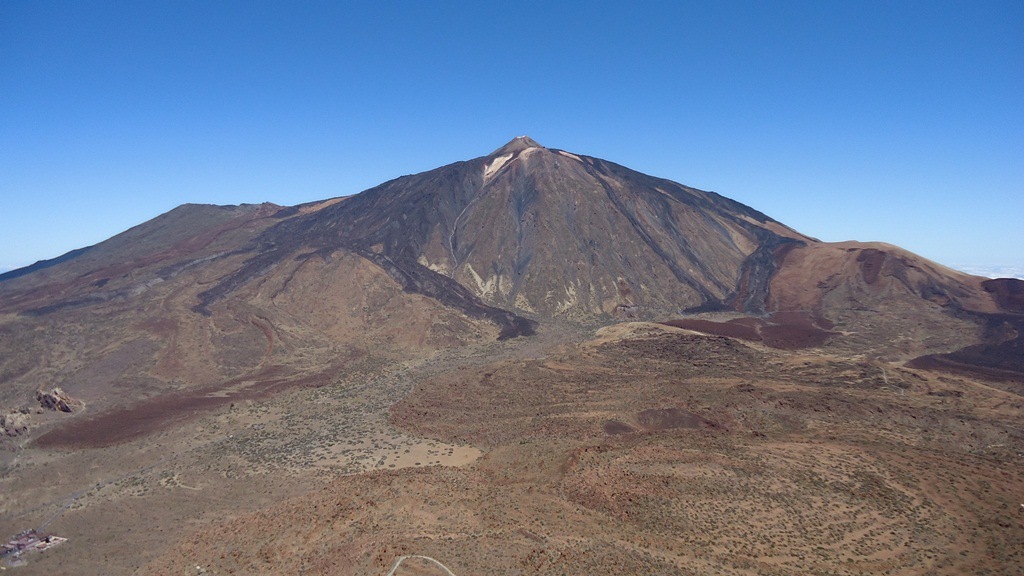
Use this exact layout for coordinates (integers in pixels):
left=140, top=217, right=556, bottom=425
left=2, top=1, right=1021, bottom=273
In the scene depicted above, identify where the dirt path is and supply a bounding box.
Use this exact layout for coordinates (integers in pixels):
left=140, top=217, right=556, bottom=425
left=385, top=555, right=457, bottom=576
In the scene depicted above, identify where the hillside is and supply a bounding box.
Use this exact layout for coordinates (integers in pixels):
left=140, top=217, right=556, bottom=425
left=1, top=138, right=1021, bottom=575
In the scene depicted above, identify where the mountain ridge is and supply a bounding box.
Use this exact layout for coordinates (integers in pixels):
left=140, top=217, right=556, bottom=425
left=1, top=137, right=1021, bottom=416
left=203, top=137, right=813, bottom=321
left=2, top=137, right=1023, bottom=576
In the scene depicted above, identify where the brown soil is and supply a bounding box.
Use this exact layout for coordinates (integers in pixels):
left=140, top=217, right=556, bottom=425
left=31, top=362, right=345, bottom=449
left=983, top=278, right=1024, bottom=313
left=856, top=248, right=887, bottom=284
left=760, top=322, right=833, bottom=350
left=661, top=311, right=837, bottom=350
left=137, top=325, right=1024, bottom=576
left=908, top=354, right=1024, bottom=392
left=602, top=420, right=636, bottom=435
left=661, top=317, right=763, bottom=340
left=634, top=407, right=710, bottom=430
left=907, top=313, right=1024, bottom=389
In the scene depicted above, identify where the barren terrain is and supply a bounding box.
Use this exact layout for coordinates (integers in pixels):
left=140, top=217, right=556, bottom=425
left=2, top=138, right=1022, bottom=575
left=4, top=317, right=1022, bottom=575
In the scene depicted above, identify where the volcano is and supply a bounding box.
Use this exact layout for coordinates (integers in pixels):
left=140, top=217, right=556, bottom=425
left=194, top=135, right=820, bottom=321
left=1, top=137, right=1020, bottom=414
left=1, top=137, right=1022, bottom=576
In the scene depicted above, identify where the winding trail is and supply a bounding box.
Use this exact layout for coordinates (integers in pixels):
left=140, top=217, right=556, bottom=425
left=385, top=555, right=457, bottom=576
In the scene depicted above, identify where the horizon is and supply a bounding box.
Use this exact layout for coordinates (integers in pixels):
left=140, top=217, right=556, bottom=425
left=2, top=2, right=1021, bottom=273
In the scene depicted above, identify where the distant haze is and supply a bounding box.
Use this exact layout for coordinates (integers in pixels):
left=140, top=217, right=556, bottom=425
left=952, top=265, right=1024, bottom=281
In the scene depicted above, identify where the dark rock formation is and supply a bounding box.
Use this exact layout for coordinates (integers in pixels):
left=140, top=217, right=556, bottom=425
left=36, top=388, right=80, bottom=413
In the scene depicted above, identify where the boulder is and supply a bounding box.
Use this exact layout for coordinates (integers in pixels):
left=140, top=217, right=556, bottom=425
left=36, top=387, right=80, bottom=413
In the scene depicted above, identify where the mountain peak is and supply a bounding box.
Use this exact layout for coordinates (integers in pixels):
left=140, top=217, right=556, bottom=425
left=490, top=135, right=543, bottom=157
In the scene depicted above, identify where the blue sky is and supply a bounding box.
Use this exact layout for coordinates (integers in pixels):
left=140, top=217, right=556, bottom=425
left=1, top=1, right=1021, bottom=274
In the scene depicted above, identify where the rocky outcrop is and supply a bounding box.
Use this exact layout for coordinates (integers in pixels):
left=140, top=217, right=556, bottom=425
left=36, top=387, right=81, bottom=413
left=1, top=410, right=30, bottom=436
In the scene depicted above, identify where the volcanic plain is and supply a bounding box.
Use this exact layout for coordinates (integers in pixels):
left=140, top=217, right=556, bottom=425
left=1, top=319, right=1019, bottom=575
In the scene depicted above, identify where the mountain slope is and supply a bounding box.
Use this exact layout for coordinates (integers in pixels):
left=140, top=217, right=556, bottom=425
left=195, top=136, right=814, bottom=320
left=1, top=136, right=1021, bottom=422
left=2, top=137, right=1024, bottom=576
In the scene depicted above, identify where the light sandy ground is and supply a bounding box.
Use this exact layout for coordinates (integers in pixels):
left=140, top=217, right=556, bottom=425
left=483, top=153, right=512, bottom=179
